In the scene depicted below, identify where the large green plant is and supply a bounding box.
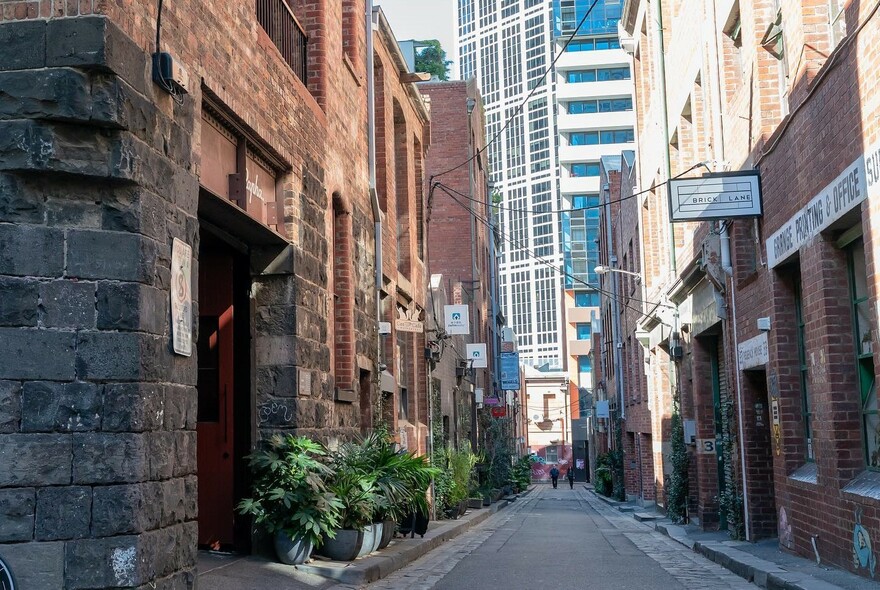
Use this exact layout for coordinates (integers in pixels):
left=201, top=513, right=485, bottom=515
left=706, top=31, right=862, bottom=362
left=666, top=412, right=690, bottom=523
left=447, top=446, right=478, bottom=506
left=237, top=435, right=342, bottom=547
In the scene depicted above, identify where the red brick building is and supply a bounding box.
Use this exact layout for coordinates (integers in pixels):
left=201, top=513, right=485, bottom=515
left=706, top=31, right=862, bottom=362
left=617, top=0, right=880, bottom=578
left=0, top=0, right=429, bottom=586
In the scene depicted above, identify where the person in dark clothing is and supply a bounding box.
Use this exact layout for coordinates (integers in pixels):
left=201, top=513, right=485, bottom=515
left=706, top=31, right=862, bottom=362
left=549, top=465, right=560, bottom=488
left=566, top=467, right=575, bottom=489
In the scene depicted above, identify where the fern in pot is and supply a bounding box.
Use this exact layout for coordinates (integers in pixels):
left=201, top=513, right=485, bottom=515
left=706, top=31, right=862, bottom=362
left=237, top=435, right=342, bottom=565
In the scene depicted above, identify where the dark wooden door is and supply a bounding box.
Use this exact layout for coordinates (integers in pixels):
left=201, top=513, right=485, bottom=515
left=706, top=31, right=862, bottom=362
left=197, top=252, right=235, bottom=548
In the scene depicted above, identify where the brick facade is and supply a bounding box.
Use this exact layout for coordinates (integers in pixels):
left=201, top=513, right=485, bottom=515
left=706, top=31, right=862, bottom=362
left=618, top=0, right=880, bottom=578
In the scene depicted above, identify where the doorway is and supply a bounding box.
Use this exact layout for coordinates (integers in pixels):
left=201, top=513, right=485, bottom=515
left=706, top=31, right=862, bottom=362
left=197, top=231, right=252, bottom=551
left=709, top=338, right=727, bottom=530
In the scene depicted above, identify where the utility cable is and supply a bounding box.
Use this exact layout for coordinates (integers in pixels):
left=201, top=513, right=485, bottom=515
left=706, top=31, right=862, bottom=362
left=431, top=0, right=601, bottom=180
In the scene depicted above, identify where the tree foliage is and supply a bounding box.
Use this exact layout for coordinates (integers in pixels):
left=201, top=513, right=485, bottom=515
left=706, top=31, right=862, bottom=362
left=414, top=39, right=451, bottom=81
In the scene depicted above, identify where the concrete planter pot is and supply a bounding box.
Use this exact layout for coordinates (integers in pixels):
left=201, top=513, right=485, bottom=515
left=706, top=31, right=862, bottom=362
left=274, top=532, right=314, bottom=565
left=357, top=523, right=380, bottom=557
left=467, top=498, right=483, bottom=509
left=320, top=529, right=364, bottom=561
left=378, top=519, right=396, bottom=549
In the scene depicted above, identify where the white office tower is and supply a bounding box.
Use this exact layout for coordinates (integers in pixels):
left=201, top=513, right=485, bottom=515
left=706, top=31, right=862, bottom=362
left=456, top=0, right=634, bottom=372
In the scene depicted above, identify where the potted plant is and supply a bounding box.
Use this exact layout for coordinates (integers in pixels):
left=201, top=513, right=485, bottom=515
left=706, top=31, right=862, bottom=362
left=237, top=435, right=342, bottom=565
left=321, top=461, right=380, bottom=560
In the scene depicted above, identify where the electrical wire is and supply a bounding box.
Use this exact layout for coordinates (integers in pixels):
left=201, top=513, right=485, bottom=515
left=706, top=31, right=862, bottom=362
left=433, top=184, right=674, bottom=324
left=431, top=0, right=602, bottom=180
left=432, top=161, right=710, bottom=216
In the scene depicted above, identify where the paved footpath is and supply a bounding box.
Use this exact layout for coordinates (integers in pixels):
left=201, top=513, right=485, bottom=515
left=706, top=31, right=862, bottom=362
left=333, top=485, right=758, bottom=590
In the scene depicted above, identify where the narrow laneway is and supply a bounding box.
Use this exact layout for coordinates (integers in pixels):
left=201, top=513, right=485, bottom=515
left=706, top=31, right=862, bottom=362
left=359, top=486, right=757, bottom=590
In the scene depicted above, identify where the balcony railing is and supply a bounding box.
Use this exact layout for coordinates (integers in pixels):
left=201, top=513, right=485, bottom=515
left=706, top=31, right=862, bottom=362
left=256, top=0, right=308, bottom=83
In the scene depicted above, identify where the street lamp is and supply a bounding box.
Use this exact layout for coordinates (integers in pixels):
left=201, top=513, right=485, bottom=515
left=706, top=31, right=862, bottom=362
left=594, top=265, right=642, bottom=281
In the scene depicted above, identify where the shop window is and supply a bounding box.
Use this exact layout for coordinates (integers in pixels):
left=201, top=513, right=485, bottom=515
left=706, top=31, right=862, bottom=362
left=846, top=240, right=879, bottom=469
left=793, top=274, right=814, bottom=461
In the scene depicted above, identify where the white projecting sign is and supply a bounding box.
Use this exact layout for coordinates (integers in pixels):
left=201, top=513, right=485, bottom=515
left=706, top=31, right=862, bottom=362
left=171, top=238, right=193, bottom=357
left=444, top=304, right=470, bottom=335
left=668, top=171, right=762, bottom=222
left=466, top=343, right=488, bottom=368
left=767, top=139, right=880, bottom=268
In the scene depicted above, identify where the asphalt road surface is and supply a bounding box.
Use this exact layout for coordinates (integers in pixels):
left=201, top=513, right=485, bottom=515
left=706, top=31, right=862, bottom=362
left=360, top=485, right=757, bottom=590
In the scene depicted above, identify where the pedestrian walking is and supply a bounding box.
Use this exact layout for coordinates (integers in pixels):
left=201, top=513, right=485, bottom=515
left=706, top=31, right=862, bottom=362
left=549, top=465, right=559, bottom=488
left=566, top=467, right=574, bottom=489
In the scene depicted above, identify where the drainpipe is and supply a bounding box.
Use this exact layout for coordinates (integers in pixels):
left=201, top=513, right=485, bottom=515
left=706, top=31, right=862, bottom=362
left=366, top=0, right=383, bottom=402
left=467, top=98, right=479, bottom=453
left=604, top=187, right=626, bottom=424
left=652, top=0, right=675, bottom=276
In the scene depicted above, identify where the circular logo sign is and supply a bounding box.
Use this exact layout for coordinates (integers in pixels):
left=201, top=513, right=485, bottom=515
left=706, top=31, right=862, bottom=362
left=0, top=555, right=16, bottom=590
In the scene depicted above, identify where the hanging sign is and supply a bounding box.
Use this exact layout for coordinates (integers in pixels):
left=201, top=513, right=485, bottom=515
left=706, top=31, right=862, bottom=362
left=483, top=395, right=501, bottom=406
left=500, top=351, right=521, bottom=390
left=738, top=333, right=769, bottom=370
left=595, top=400, right=609, bottom=418
left=444, top=304, right=470, bottom=334
left=171, top=238, right=193, bottom=357
left=491, top=407, right=507, bottom=418
left=466, top=343, right=488, bottom=368
left=668, top=171, right=762, bottom=222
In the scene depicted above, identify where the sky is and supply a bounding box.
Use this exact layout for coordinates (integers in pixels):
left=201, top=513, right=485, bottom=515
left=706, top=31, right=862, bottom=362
left=375, top=0, right=457, bottom=78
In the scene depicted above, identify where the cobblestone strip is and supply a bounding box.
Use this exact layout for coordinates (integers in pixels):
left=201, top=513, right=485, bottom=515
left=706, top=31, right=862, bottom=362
left=577, top=490, right=757, bottom=589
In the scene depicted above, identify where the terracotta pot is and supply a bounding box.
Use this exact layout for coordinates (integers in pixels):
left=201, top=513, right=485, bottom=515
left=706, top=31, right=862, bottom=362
left=274, top=532, right=314, bottom=565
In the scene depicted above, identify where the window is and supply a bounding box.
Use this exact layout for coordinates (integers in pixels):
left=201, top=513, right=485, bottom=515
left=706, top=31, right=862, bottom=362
left=576, top=323, right=592, bottom=340
left=567, top=98, right=632, bottom=114
left=829, top=0, right=847, bottom=48
left=569, top=131, right=599, bottom=145
left=570, top=129, right=634, bottom=145
left=575, top=292, right=599, bottom=307
left=578, top=355, right=592, bottom=372
left=566, top=67, right=630, bottom=83
left=256, top=0, right=307, bottom=82
left=846, top=239, right=879, bottom=469
left=572, top=194, right=601, bottom=209
left=793, top=275, right=813, bottom=461
left=570, top=162, right=600, bottom=177
left=545, top=445, right=558, bottom=463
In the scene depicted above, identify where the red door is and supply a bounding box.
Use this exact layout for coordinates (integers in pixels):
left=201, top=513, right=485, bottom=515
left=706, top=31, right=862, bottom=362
left=197, top=252, right=235, bottom=548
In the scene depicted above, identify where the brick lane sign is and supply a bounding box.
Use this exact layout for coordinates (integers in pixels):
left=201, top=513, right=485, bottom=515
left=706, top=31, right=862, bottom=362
left=668, top=170, right=762, bottom=222
left=767, top=138, right=880, bottom=268
left=738, top=332, right=769, bottom=371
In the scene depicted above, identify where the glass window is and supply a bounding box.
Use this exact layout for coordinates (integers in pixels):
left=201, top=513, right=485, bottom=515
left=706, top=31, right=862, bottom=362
left=594, top=37, right=621, bottom=50
left=569, top=131, right=599, bottom=145
left=577, top=323, right=592, bottom=340
left=571, top=162, right=600, bottom=177
left=575, top=292, right=599, bottom=307
left=847, top=239, right=879, bottom=469
left=596, top=67, right=631, bottom=81
left=545, top=445, right=558, bottom=463
left=578, top=355, right=592, bottom=372
left=566, top=40, right=594, bottom=51
left=568, top=100, right=598, bottom=114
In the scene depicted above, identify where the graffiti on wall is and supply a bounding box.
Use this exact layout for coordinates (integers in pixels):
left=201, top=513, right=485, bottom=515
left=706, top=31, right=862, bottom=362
left=778, top=506, right=793, bottom=549
left=853, top=508, right=877, bottom=577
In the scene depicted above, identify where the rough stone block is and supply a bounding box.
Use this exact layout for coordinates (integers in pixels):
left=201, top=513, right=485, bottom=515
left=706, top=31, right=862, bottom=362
left=0, top=380, right=21, bottom=433
left=67, top=229, right=157, bottom=283
left=0, top=68, right=91, bottom=121
left=21, top=381, right=101, bottom=432
left=75, top=332, right=163, bottom=381
left=0, top=20, right=46, bottom=71
left=0, top=541, right=64, bottom=589
left=97, top=281, right=167, bottom=333
left=46, top=198, right=103, bottom=228
left=65, top=535, right=144, bottom=589
left=0, top=173, right=44, bottom=223
left=40, top=280, right=97, bottom=329
left=162, top=384, right=189, bottom=430
left=35, top=486, right=91, bottom=541
left=183, top=476, right=198, bottom=521
left=0, top=433, right=72, bottom=486
left=0, top=328, right=76, bottom=380
left=0, top=276, right=38, bottom=326
left=255, top=335, right=297, bottom=366
left=102, top=188, right=167, bottom=241
left=102, top=383, right=165, bottom=432
left=46, top=16, right=149, bottom=94
left=0, top=487, right=35, bottom=542
left=255, top=304, right=297, bottom=336
left=172, top=431, right=197, bottom=477
left=148, top=432, right=176, bottom=479
left=72, top=432, right=149, bottom=484
left=91, top=482, right=161, bottom=536
left=159, top=478, right=186, bottom=527
left=0, top=224, right=64, bottom=277
left=0, top=119, right=117, bottom=177
left=256, top=365, right=299, bottom=397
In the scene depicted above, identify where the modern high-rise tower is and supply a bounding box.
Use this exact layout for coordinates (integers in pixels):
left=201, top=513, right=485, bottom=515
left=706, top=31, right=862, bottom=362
left=456, top=0, right=634, bottom=372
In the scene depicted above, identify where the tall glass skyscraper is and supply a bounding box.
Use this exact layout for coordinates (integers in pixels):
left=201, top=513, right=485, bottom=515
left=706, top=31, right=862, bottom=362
left=456, top=0, right=634, bottom=372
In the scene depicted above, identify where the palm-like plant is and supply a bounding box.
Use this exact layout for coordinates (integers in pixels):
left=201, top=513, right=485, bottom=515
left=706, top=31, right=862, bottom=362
left=238, top=435, right=342, bottom=547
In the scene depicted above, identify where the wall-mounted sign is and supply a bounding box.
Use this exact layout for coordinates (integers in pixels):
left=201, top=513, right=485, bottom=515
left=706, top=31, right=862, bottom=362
left=484, top=395, right=501, bottom=406
left=444, top=305, right=470, bottom=334
left=697, top=439, right=717, bottom=454
left=475, top=388, right=484, bottom=404
left=767, top=138, right=880, bottom=268
left=378, top=322, right=392, bottom=335
left=668, top=171, right=762, bottom=222
left=491, top=407, right=507, bottom=418
left=466, top=343, right=488, bottom=368
left=738, top=332, right=769, bottom=371
left=0, top=553, right=16, bottom=590
left=396, top=320, right=424, bottom=333
left=500, top=351, right=521, bottom=390
left=595, top=400, right=609, bottom=418
left=171, top=238, right=193, bottom=357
